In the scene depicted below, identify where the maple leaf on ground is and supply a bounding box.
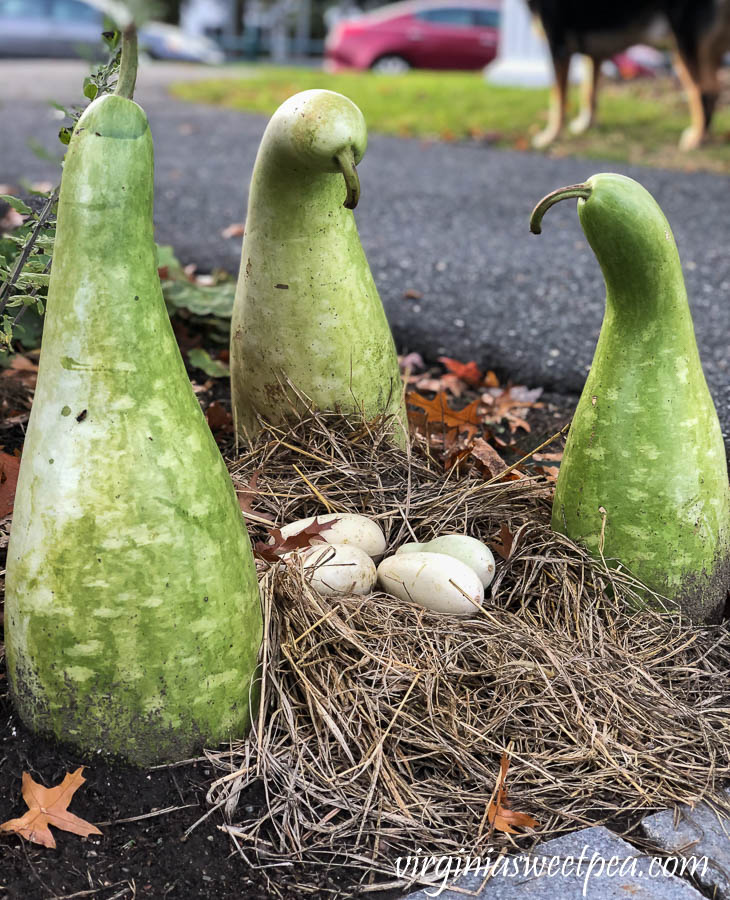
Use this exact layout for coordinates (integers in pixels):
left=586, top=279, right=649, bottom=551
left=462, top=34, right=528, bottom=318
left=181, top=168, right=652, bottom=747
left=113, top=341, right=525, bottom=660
left=0, top=451, right=20, bottom=518
left=487, top=754, right=539, bottom=836
left=438, top=356, right=484, bottom=388
left=481, top=385, right=544, bottom=433
left=0, top=768, right=101, bottom=849
left=491, top=523, right=515, bottom=560
left=253, top=518, right=339, bottom=562
left=407, top=391, right=484, bottom=439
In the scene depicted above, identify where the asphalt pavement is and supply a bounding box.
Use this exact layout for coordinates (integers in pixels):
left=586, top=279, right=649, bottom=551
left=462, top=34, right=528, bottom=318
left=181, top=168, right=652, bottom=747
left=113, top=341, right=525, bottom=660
left=3, top=60, right=730, bottom=437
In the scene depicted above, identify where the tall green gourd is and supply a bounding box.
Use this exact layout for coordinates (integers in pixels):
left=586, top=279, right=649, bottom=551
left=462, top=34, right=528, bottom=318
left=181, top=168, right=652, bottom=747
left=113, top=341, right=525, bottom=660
left=229, top=89, right=406, bottom=444
left=530, top=173, right=730, bottom=623
left=4, top=29, right=262, bottom=764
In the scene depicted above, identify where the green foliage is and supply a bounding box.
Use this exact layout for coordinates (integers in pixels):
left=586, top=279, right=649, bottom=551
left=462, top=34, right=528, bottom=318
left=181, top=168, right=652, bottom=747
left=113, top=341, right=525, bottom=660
left=0, top=191, right=57, bottom=358
left=171, top=66, right=730, bottom=172
left=0, top=32, right=123, bottom=358
left=157, top=244, right=235, bottom=324
left=187, top=347, right=230, bottom=378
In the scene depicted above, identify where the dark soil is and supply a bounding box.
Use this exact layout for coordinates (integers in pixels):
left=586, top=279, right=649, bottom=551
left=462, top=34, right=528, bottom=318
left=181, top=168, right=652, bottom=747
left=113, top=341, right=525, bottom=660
left=0, top=670, right=371, bottom=900
left=0, top=363, right=577, bottom=900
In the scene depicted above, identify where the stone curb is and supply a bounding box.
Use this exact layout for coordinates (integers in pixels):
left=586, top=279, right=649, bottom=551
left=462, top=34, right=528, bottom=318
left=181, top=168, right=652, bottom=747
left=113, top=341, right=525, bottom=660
left=402, top=824, right=708, bottom=900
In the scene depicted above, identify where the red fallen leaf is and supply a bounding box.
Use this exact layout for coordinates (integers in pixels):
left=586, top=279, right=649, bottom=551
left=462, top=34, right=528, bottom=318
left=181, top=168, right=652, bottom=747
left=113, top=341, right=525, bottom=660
left=237, top=470, right=274, bottom=522
left=206, top=401, right=233, bottom=434
left=221, top=222, right=245, bottom=239
left=0, top=768, right=102, bottom=849
left=0, top=451, right=20, bottom=518
left=491, top=523, right=515, bottom=560
left=483, top=370, right=500, bottom=388
left=487, top=754, right=539, bottom=836
left=438, top=357, right=484, bottom=388
left=253, top=518, right=339, bottom=562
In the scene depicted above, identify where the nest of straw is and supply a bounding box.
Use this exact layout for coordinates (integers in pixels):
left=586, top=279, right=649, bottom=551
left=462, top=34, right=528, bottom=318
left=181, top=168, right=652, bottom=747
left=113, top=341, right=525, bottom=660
left=203, top=411, right=730, bottom=894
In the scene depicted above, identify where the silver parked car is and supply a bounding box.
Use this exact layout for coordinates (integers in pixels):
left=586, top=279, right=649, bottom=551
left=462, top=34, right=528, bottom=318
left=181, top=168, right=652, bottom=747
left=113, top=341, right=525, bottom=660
left=0, top=0, right=225, bottom=63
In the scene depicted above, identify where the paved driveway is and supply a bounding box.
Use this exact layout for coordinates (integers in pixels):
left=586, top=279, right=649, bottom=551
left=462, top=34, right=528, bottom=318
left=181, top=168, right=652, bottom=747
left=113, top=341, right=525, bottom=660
left=2, top=59, right=730, bottom=438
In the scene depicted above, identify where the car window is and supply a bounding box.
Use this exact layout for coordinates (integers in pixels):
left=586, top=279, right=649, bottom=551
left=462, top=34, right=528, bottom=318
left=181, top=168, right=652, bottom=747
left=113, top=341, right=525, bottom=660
left=51, top=0, right=102, bottom=23
left=416, top=8, right=475, bottom=26
left=0, top=0, right=49, bottom=18
left=474, top=9, right=499, bottom=27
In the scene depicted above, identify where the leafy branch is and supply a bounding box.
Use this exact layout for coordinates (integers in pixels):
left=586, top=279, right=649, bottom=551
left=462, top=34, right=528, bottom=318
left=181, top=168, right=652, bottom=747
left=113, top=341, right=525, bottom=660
left=0, top=30, right=122, bottom=356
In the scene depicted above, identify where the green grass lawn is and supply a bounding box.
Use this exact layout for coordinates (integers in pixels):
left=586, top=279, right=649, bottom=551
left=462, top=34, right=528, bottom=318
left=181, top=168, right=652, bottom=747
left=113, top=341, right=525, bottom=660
left=170, top=65, right=730, bottom=173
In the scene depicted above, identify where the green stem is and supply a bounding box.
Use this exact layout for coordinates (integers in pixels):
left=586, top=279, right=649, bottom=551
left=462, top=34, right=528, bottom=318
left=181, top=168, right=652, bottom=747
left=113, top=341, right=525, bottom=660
left=115, top=25, right=138, bottom=101
left=529, top=183, right=593, bottom=234
left=334, top=147, right=360, bottom=210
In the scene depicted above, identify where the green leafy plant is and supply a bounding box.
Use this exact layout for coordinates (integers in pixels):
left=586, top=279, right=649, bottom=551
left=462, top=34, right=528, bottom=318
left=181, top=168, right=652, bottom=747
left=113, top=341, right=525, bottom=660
left=0, top=30, right=122, bottom=359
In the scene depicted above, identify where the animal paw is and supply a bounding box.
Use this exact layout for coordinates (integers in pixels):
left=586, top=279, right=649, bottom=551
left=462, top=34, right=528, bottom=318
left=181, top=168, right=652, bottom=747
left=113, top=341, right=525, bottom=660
left=678, top=126, right=704, bottom=151
left=532, top=127, right=560, bottom=148
left=569, top=112, right=593, bottom=135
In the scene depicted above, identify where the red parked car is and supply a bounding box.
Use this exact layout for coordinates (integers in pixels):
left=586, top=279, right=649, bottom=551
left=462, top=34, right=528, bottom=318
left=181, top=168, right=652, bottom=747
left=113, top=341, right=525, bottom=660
left=325, top=0, right=501, bottom=73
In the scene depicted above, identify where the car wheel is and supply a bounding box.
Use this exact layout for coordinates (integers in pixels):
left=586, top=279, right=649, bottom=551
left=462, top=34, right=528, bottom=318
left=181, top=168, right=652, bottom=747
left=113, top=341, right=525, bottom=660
left=371, top=55, right=411, bottom=74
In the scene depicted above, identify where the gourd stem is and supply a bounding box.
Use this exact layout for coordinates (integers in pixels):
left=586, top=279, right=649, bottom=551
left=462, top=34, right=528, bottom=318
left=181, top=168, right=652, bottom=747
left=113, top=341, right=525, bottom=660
left=530, top=183, right=592, bottom=234
left=335, top=147, right=360, bottom=210
left=115, top=25, right=138, bottom=101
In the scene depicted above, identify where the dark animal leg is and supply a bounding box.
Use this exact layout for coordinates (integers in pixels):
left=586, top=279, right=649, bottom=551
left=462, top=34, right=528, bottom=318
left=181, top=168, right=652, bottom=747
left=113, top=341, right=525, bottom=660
left=533, top=54, right=570, bottom=148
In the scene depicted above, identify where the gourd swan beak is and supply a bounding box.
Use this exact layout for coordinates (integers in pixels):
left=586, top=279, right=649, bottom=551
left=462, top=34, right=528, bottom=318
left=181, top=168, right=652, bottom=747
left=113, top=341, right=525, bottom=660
left=530, top=183, right=593, bottom=234
left=335, top=146, right=360, bottom=210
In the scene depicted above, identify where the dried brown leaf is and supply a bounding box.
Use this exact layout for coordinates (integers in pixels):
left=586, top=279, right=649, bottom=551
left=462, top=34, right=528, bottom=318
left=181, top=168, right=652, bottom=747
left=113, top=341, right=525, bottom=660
left=0, top=451, right=20, bottom=518
left=0, top=768, right=101, bottom=849
left=237, top=470, right=275, bottom=522
left=487, top=754, right=539, bottom=835
left=254, top=518, right=339, bottom=562
left=491, top=523, right=515, bottom=560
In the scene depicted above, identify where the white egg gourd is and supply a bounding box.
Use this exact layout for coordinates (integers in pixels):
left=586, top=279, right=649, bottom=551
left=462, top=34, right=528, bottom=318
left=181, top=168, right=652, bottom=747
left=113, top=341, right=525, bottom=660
left=277, top=513, right=386, bottom=559
left=396, top=535, right=495, bottom=588
left=377, top=552, right=484, bottom=616
left=298, top=544, right=376, bottom=597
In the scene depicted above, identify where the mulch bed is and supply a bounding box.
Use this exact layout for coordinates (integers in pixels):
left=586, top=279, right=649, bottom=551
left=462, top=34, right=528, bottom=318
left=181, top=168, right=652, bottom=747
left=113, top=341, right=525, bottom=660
left=3, top=373, right=728, bottom=899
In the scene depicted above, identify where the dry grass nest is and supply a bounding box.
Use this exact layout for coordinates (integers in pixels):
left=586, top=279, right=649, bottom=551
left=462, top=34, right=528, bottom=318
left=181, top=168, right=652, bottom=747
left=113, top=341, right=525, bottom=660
left=200, top=410, right=730, bottom=894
